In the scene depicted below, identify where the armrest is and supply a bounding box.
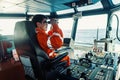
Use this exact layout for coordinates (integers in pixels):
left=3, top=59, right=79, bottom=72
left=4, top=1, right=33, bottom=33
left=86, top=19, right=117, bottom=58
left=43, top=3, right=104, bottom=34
left=43, top=52, right=68, bottom=70
left=55, top=47, right=73, bottom=54
left=50, top=52, right=68, bottom=64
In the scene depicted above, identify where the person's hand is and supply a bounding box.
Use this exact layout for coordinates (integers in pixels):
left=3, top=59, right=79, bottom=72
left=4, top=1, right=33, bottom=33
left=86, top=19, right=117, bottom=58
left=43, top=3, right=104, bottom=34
left=50, top=18, right=58, bottom=24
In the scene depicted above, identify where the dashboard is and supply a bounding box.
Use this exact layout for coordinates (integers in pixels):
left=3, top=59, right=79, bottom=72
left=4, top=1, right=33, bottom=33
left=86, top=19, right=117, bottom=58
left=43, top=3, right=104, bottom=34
left=60, top=51, right=119, bottom=80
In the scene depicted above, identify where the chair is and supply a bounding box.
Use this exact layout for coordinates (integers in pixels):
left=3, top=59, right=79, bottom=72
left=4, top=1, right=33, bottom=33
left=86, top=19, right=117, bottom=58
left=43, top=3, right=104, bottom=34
left=14, top=21, right=68, bottom=80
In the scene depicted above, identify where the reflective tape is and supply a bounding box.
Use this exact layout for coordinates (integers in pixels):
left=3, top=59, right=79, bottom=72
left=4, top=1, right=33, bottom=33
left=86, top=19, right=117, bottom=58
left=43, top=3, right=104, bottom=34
left=47, top=32, right=63, bottom=49
left=49, top=51, right=54, bottom=56
left=53, top=32, right=63, bottom=42
left=47, top=36, right=53, bottom=49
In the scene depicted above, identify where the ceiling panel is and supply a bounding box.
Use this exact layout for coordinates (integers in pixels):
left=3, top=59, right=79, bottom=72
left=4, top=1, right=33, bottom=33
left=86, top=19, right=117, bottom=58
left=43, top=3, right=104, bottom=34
left=0, top=0, right=104, bottom=14
left=0, top=0, right=27, bottom=13
left=0, top=0, right=79, bottom=13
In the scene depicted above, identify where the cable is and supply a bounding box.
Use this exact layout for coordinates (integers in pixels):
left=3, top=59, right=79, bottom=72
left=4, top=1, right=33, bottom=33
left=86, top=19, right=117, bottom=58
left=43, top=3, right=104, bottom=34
left=109, top=14, right=119, bottom=41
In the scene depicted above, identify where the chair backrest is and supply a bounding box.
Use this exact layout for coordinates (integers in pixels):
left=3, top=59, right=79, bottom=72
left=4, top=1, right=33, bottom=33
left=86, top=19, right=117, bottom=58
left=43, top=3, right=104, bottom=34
left=14, top=21, right=49, bottom=80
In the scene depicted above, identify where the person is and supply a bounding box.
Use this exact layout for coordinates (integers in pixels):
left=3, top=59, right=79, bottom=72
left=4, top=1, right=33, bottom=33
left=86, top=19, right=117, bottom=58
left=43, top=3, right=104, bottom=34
left=32, top=14, right=70, bottom=66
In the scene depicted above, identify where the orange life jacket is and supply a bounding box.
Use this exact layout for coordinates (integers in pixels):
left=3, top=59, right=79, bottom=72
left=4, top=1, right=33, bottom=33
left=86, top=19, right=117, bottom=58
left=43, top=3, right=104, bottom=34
left=36, top=24, right=70, bottom=66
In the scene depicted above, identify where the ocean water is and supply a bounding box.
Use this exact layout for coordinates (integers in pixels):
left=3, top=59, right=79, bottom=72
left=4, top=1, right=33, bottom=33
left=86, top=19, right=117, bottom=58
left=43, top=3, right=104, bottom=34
left=63, top=29, right=120, bottom=52
left=63, top=29, right=120, bottom=45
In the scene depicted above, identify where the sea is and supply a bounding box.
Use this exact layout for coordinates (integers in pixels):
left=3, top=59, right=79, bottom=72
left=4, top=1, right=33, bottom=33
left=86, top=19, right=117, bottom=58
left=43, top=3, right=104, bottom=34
left=63, top=28, right=120, bottom=53
left=63, top=29, right=120, bottom=44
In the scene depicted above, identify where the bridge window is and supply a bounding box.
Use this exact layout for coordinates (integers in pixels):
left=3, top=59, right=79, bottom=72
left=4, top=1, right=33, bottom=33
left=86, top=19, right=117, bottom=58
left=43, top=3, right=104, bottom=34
left=111, top=11, right=120, bottom=52
left=0, top=19, right=25, bottom=35
left=58, top=18, right=73, bottom=38
left=75, top=14, right=107, bottom=51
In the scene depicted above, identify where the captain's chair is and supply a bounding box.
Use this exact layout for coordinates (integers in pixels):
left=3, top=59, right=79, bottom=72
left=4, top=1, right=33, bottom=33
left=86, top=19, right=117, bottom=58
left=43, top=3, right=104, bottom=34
left=14, top=21, right=68, bottom=80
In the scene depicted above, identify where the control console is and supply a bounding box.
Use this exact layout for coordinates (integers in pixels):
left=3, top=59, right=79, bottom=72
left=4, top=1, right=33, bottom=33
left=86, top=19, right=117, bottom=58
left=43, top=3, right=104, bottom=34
left=60, top=51, right=118, bottom=80
left=88, top=66, right=114, bottom=80
left=61, top=64, right=87, bottom=79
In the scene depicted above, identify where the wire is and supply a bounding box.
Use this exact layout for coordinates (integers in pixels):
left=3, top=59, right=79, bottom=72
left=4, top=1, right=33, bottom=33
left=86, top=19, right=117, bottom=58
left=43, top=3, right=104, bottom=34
left=109, top=14, right=119, bottom=41
left=114, top=14, right=120, bottom=41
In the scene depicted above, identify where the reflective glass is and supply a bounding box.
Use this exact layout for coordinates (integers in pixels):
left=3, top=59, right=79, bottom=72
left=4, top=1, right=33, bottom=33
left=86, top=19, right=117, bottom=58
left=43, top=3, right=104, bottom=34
left=112, top=0, right=120, bottom=5
left=57, top=1, right=103, bottom=15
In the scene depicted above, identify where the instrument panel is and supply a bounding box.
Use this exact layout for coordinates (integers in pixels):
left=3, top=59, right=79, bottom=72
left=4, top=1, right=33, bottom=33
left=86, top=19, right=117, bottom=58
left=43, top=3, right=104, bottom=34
left=60, top=52, right=118, bottom=80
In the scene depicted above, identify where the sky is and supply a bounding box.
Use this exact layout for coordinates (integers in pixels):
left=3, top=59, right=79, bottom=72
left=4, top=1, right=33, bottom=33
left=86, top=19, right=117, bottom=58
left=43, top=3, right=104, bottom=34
left=59, top=14, right=107, bottom=30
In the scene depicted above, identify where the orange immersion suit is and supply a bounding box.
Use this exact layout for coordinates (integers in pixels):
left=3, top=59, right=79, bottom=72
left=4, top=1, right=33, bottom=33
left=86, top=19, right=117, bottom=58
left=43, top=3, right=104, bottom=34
left=36, top=24, right=70, bottom=66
